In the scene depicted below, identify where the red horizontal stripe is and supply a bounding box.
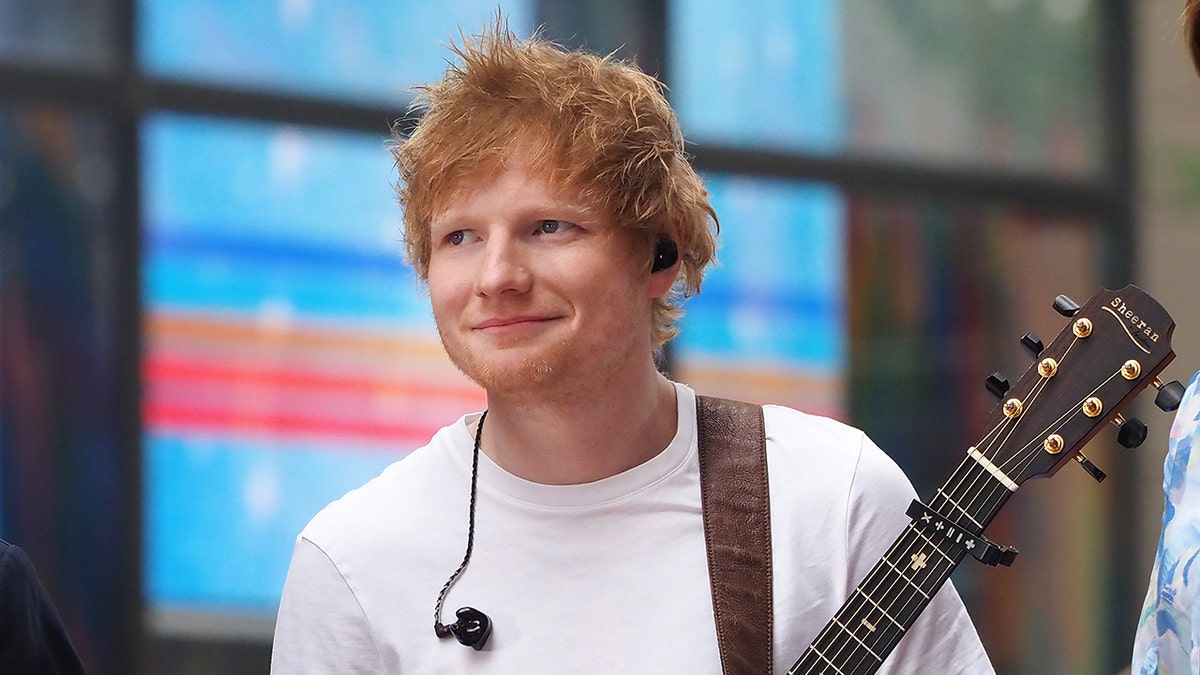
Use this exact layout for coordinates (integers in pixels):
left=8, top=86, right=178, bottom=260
left=145, top=356, right=482, bottom=402
left=144, top=402, right=445, bottom=446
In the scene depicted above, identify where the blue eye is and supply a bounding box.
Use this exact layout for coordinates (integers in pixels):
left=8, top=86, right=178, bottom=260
left=538, top=220, right=578, bottom=235
left=448, top=231, right=465, bottom=246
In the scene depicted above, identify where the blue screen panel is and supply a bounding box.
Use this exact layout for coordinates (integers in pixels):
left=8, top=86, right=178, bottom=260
left=668, top=0, right=844, bottom=152
left=138, top=0, right=534, bottom=104
left=141, top=113, right=483, bottom=622
left=674, top=175, right=845, bottom=417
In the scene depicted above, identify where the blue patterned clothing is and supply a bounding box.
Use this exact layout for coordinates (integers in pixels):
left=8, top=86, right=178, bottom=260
left=1133, top=370, right=1200, bottom=674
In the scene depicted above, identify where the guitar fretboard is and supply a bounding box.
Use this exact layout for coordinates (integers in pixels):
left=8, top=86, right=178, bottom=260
left=788, top=458, right=1013, bottom=674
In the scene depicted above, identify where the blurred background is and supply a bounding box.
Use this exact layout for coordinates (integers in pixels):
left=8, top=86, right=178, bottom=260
left=0, top=1, right=1197, bottom=673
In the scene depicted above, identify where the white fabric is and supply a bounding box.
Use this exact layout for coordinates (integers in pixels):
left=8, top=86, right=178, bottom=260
left=271, top=382, right=993, bottom=673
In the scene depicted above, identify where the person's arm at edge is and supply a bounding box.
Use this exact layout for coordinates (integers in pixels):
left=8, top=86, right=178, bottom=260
left=0, top=540, right=86, bottom=674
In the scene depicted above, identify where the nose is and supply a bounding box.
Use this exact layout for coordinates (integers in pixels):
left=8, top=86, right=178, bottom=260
left=475, top=234, right=532, bottom=297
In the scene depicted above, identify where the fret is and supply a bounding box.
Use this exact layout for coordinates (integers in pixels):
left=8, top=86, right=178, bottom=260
left=793, top=527, right=969, bottom=674
left=933, top=488, right=982, bottom=530
left=932, top=462, right=1014, bottom=535
left=831, top=618, right=884, bottom=663
left=790, top=644, right=845, bottom=675
left=794, top=411, right=1030, bottom=675
left=834, top=586, right=910, bottom=645
left=936, top=461, right=1009, bottom=519
left=853, top=587, right=905, bottom=631
left=806, top=645, right=845, bottom=675
left=878, top=558, right=931, bottom=599
left=838, top=600, right=906, bottom=655
left=905, top=524, right=955, bottom=564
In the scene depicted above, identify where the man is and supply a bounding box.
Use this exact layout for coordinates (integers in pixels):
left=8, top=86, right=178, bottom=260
left=271, top=22, right=992, bottom=673
left=0, top=539, right=86, bottom=673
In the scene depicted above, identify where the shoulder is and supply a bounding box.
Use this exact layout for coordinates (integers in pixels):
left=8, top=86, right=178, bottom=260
left=298, top=418, right=473, bottom=552
left=762, top=404, right=868, bottom=450
left=759, top=404, right=916, bottom=533
left=761, top=405, right=905, bottom=487
left=0, top=539, right=45, bottom=611
left=0, top=541, right=87, bottom=674
left=1, top=538, right=16, bottom=564
left=0, top=539, right=36, bottom=591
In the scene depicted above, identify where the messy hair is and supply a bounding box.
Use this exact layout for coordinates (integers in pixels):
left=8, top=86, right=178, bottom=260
left=393, top=19, right=718, bottom=348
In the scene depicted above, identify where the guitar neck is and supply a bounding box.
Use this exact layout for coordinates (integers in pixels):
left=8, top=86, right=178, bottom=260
left=785, top=286, right=1179, bottom=674
left=789, top=459, right=1013, bottom=675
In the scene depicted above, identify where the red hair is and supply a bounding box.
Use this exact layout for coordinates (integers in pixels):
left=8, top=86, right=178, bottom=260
left=392, top=19, right=718, bottom=348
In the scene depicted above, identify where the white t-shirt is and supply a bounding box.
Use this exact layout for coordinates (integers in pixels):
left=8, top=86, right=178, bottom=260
left=271, top=383, right=993, bottom=673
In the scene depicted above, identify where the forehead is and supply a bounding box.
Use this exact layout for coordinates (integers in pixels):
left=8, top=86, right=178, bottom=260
left=431, top=156, right=596, bottom=222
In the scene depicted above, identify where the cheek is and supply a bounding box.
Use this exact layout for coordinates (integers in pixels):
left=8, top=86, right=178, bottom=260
left=426, top=264, right=467, bottom=316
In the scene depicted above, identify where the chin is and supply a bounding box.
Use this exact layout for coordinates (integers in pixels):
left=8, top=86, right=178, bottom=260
left=446, top=341, right=575, bottom=395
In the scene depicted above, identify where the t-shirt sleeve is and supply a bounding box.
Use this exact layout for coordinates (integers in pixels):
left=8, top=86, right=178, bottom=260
left=271, top=535, right=387, bottom=674
left=845, top=433, right=996, bottom=675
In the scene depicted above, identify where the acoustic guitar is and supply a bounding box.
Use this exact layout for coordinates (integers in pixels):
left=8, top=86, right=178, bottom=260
left=790, top=285, right=1184, bottom=674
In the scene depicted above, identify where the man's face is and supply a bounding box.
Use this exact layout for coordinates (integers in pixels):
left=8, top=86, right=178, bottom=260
left=426, top=161, right=664, bottom=399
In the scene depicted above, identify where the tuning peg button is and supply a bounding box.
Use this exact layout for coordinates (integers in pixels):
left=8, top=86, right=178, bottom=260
left=1155, top=380, right=1186, bottom=413
left=1053, top=295, right=1081, bottom=318
left=1020, top=333, right=1044, bottom=358
left=1117, top=416, right=1148, bottom=448
left=1074, top=453, right=1106, bottom=482
left=986, top=373, right=1010, bottom=399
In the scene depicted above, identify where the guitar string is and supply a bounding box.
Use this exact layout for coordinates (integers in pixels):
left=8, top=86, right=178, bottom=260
left=806, top=429, right=1026, bottom=671
left=998, top=369, right=1122, bottom=481
left=937, top=356, right=1056, bottom=525
left=794, top=525, right=961, bottom=674
left=946, top=332, right=1087, bottom=527
left=952, top=373, right=1056, bottom=518
left=968, top=363, right=1124, bottom=520
left=833, top=326, right=1157, bottom=672
left=799, top=377, right=1042, bottom=674
left=799, top=529, right=928, bottom=671
left=801, top=337, right=1101, bottom=673
left=800, top=465, right=971, bottom=673
left=808, top=373, right=1062, bottom=672
left=795, top=324, right=1143, bottom=674
left=915, top=376, right=1048, bottom=559
left=937, top=363, right=1124, bottom=586
left=983, top=333, right=1085, bottom=478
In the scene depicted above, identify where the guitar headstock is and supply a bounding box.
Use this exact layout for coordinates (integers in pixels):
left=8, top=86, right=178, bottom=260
left=979, top=285, right=1179, bottom=486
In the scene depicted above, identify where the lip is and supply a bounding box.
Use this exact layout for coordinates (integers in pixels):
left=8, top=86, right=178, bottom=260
left=473, top=315, right=560, bottom=330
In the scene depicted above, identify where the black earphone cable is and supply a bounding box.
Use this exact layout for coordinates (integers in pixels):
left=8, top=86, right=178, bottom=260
left=433, top=409, right=487, bottom=638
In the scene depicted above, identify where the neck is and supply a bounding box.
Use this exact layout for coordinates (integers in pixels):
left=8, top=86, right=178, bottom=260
left=478, top=363, right=678, bottom=485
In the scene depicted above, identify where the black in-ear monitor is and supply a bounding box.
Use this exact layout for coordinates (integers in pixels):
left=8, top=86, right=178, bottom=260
left=651, top=235, right=678, bottom=273
left=436, top=606, right=493, bottom=650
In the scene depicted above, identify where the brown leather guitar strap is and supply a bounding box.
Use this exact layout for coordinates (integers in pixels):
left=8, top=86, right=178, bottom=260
left=696, top=395, right=773, bottom=675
